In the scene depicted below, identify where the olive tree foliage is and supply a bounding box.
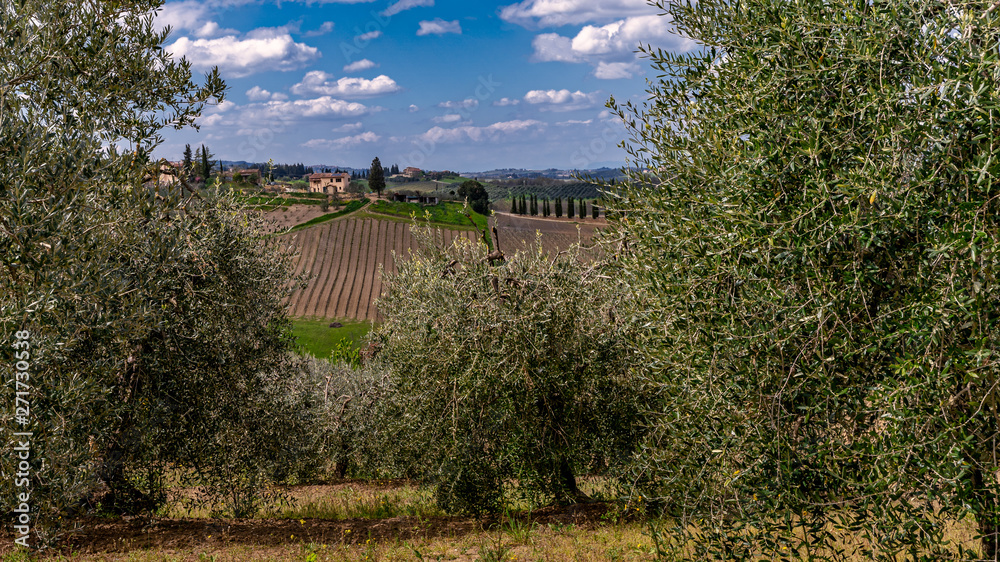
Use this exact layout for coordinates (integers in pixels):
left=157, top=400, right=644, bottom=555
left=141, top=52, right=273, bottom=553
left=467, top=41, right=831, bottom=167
left=0, top=0, right=314, bottom=542
left=607, top=0, right=1000, bottom=559
left=370, top=226, right=650, bottom=514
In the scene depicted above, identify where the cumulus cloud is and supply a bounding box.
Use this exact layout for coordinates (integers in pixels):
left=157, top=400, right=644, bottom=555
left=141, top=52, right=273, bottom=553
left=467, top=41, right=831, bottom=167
left=523, top=89, right=601, bottom=111
left=343, top=59, right=378, bottom=73
left=303, top=131, right=381, bottom=149
left=438, top=98, right=479, bottom=110
left=241, top=97, right=375, bottom=122
left=246, top=86, right=273, bottom=101
left=333, top=122, right=364, bottom=133
left=356, top=30, right=382, bottom=41
left=419, top=120, right=544, bottom=144
left=493, top=97, right=521, bottom=107
left=409, top=104, right=420, bottom=112
left=156, top=1, right=238, bottom=38
left=382, top=0, right=433, bottom=17
left=432, top=114, right=465, bottom=124
left=304, top=21, right=334, bottom=37
left=593, top=61, right=641, bottom=79
left=499, top=0, right=657, bottom=27
left=291, top=71, right=401, bottom=98
left=417, top=18, right=461, bottom=36
left=166, top=29, right=320, bottom=78
left=529, top=15, right=696, bottom=79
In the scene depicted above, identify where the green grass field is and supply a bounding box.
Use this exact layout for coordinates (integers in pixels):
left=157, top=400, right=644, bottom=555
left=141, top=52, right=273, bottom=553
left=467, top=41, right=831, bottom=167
left=368, top=199, right=488, bottom=231
left=291, top=318, right=372, bottom=360
left=385, top=180, right=451, bottom=193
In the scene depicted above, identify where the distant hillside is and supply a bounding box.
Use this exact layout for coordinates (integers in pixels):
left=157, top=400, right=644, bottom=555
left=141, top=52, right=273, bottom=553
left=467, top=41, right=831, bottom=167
left=484, top=179, right=612, bottom=202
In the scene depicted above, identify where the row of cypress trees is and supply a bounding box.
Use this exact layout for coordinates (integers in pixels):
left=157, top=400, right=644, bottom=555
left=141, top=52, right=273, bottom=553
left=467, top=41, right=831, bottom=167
left=511, top=194, right=600, bottom=219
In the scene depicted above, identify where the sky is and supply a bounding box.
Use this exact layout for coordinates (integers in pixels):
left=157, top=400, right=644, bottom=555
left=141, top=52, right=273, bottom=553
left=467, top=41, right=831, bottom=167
left=153, top=0, right=698, bottom=172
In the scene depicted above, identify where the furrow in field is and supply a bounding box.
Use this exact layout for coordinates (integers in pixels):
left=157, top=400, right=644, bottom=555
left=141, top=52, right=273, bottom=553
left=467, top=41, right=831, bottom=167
left=355, top=219, right=382, bottom=321
left=348, top=219, right=375, bottom=320
left=308, top=220, right=344, bottom=318
left=299, top=223, right=335, bottom=318
left=364, top=219, right=391, bottom=321
left=320, top=220, right=354, bottom=318
left=288, top=225, right=323, bottom=316
left=332, top=219, right=362, bottom=320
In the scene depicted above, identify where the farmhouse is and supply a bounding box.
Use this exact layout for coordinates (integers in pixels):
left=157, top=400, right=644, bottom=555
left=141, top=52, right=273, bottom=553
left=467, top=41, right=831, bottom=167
left=308, top=172, right=351, bottom=195
left=404, top=167, right=422, bottom=178
left=223, top=168, right=261, bottom=185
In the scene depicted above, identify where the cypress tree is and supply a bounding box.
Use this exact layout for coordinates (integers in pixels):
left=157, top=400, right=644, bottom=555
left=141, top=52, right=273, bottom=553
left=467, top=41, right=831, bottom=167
left=555, top=197, right=562, bottom=218
left=567, top=196, right=575, bottom=219
left=592, top=200, right=599, bottom=219
left=579, top=198, right=586, bottom=218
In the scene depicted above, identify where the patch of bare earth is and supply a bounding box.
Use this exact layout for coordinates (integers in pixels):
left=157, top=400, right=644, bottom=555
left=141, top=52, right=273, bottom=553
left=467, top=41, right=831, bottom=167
left=262, top=204, right=328, bottom=231
left=493, top=212, right=606, bottom=257
left=0, top=480, right=622, bottom=559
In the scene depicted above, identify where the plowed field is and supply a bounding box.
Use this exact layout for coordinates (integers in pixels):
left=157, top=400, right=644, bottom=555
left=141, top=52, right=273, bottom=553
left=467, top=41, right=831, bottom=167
left=492, top=212, right=605, bottom=256
left=281, top=218, right=478, bottom=321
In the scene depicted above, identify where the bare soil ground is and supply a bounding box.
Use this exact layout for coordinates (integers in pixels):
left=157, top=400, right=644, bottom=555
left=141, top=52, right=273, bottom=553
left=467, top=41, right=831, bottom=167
left=261, top=205, right=328, bottom=232
left=492, top=212, right=606, bottom=257
left=282, top=218, right=477, bottom=321
left=0, top=480, right=637, bottom=561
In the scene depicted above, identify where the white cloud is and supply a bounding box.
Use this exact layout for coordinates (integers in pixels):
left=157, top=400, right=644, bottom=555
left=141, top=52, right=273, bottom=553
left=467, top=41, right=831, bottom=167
left=382, top=0, right=433, bottom=17
left=291, top=71, right=401, bottom=98
left=304, top=21, right=334, bottom=37
left=417, top=18, right=461, bottom=36
left=531, top=34, right=580, bottom=62
left=530, top=15, right=696, bottom=78
left=166, top=30, right=320, bottom=78
left=523, top=89, right=601, bottom=111
left=303, top=131, right=381, bottom=149
left=246, top=86, right=273, bottom=101
left=593, top=61, right=640, bottom=79
left=419, top=120, right=544, bottom=144
left=499, top=0, right=657, bottom=27
left=343, top=59, right=378, bottom=73
left=356, top=30, right=382, bottom=41
left=438, top=98, right=479, bottom=110
left=242, top=97, right=375, bottom=121
left=557, top=119, right=593, bottom=126
left=409, top=104, right=420, bottom=112
left=433, top=114, right=465, bottom=124
left=493, top=97, right=521, bottom=107
left=200, top=114, right=224, bottom=126
left=333, top=122, right=364, bottom=133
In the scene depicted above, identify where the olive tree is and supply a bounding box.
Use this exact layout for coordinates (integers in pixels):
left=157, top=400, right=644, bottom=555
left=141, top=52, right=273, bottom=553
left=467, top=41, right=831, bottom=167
left=0, top=0, right=312, bottom=543
left=370, top=225, right=650, bottom=513
left=608, top=0, right=1000, bottom=559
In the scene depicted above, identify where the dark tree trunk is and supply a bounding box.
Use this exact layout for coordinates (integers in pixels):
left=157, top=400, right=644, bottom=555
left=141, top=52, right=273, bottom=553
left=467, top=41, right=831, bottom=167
left=972, top=466, right=999, bottom=561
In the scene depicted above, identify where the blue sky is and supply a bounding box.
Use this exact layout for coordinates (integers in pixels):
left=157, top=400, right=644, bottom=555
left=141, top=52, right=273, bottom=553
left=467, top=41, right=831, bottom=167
left=154, top=0, right=696, bottom=172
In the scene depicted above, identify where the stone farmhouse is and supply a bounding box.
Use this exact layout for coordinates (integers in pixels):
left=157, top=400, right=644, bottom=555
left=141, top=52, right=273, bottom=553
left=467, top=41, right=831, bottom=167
left=308, top=172, right=351, bottom=195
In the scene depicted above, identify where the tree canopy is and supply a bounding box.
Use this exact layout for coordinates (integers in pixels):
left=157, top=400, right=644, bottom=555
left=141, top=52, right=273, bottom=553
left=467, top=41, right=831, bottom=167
left=0, top=0, right=309, bottom=542
left=457, top=180, right=490, bottom=216
left=370, top=228, right=650, bottom=513
left=370, top=156, right=386, bottom=197
left=608, top=0, right=1000, bottom=558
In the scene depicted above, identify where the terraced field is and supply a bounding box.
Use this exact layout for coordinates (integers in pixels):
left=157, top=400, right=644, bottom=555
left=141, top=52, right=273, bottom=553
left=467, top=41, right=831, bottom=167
left=281, top=218, right=478, bottom=321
